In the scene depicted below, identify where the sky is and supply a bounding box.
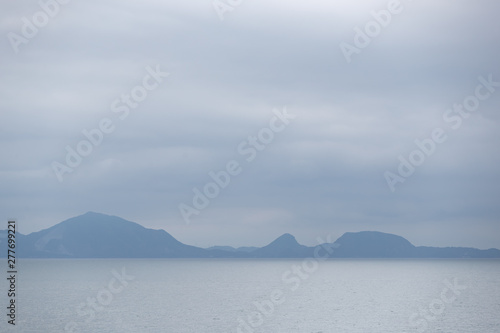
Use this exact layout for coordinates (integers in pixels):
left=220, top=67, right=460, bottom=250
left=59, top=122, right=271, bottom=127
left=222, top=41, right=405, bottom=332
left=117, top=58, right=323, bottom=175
left=1, top=0, right=499, bottom=249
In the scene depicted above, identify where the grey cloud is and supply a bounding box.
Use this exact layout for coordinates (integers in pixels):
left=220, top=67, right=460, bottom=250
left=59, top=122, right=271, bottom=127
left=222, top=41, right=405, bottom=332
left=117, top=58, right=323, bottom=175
left=0, top=0, right=499, bottom=249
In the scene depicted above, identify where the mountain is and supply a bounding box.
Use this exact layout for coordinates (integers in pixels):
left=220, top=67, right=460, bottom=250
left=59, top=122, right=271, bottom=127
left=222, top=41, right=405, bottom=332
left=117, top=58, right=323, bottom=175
left=252, top=233, right=313, bottom=258
left=332, top=231, right=417, bottom=258
left=13, top=212, right=210, bottom=258
left=330, top=231, right=500, bottom=258
left=415, top=246, right=500, bottom=258
left=1, top=212, right=499, bottom=258
left=207, top=246, right=238, bottom=252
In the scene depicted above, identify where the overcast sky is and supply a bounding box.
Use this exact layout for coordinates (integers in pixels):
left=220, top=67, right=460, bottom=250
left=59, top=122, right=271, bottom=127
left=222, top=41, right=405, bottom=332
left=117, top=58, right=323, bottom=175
left=1, top=0, right=499, bottom=249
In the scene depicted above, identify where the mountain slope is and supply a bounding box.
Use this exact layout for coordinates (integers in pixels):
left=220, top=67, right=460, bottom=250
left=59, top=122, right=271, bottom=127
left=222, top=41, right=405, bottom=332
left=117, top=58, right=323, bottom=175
left=330, top=231, right=500, bottom=258
left=18, top=212, right=208, bottom=258
left=332, top=231, right=417, bottom=258
left=252, top=233, right=313, bottom=258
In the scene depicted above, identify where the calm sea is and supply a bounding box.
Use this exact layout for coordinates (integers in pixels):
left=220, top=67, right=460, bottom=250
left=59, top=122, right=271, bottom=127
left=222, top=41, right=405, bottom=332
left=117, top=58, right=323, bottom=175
left=1, top=259, right=499, bottom=332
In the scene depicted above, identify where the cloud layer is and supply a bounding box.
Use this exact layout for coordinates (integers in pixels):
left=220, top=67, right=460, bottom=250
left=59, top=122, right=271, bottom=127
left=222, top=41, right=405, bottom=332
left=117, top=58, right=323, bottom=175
left=1, top=0, right=499, bottom=248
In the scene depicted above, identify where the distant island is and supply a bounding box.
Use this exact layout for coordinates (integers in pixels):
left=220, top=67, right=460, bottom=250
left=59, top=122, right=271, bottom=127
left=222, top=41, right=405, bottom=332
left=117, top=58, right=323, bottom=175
left=1, top=212, right=499, bottom=258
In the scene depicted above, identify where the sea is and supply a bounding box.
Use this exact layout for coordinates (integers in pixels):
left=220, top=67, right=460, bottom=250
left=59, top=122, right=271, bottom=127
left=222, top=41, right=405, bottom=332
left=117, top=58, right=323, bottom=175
left=1, top=259, right=499, bottom=332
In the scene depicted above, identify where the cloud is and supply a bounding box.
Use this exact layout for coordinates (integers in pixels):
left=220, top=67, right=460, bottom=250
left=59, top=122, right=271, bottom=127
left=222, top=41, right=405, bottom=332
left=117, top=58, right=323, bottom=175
left=0, top=0, right=499, bottom=249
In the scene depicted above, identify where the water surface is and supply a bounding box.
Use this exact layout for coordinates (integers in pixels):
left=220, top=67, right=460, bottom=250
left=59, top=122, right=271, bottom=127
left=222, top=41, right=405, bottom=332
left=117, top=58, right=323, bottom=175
left=1, top=259, right=499, bottom=332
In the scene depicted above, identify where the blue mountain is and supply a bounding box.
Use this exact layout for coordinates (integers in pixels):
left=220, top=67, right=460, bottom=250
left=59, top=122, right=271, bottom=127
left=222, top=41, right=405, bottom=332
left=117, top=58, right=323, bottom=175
left=1, top=212, right=499, bottom=258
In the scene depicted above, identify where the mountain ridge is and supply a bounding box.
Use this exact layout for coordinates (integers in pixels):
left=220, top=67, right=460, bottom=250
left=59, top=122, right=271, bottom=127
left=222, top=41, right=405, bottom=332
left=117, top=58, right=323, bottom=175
left=1, top=212, right=499, bottom=258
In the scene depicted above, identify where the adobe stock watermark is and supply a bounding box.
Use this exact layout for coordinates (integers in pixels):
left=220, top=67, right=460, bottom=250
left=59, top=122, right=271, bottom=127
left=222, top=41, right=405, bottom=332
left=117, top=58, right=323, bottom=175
left=64, top=267, right=135, bottom=332
left=178, top=107, right=296, bottom=225
left=213, top=0, right=244, bottom=21
left=340, top=0, right=408, bottom=64
left=234, top=235, right=339, bottom=333
left=51, top=64, right=169, bottom=182
left=7, top=0, right=71, bottom=54
left=408, top=278, right=467, bottom=332
left=384, top=74, right=499, bottom=192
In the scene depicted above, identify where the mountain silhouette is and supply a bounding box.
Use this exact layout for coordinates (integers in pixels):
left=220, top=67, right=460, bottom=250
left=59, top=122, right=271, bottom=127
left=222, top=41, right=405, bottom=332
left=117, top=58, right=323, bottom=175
left=1, top=212, right=499, bottom=258
left=333, top=231, right=416, bottom=258
left=252, top=233, right=313, bottom=258
left=15, top=212, right=208, bottom=258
